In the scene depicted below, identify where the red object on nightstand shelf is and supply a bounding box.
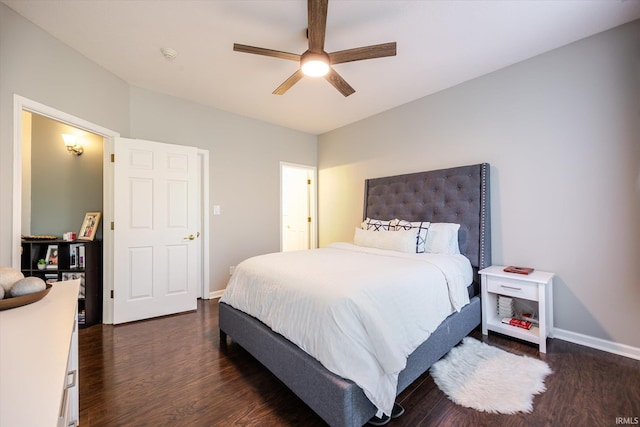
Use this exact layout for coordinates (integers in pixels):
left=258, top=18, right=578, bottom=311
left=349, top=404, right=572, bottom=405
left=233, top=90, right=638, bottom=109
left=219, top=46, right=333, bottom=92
left=502, top=317, right=533, bottom=330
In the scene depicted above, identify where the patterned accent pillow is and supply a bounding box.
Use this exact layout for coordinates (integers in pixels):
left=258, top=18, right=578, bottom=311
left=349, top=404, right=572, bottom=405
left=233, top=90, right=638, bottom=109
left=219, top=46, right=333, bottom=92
left=395, top=220, right=431, bottom=253
left=361, top=217, right=397, bottom=231
left=353, top=228, right=417, bottom=253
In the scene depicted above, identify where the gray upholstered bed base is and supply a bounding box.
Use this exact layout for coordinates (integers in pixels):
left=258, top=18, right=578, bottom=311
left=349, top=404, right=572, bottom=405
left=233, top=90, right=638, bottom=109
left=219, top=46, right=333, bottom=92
left=219, top=297, right=480, bottom=427
left=219, top=163, right=490, bottom=427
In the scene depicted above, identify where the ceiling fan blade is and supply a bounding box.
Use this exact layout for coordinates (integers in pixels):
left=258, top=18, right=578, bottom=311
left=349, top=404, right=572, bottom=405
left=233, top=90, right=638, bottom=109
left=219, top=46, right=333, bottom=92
left=233, top=43, right=300, bottom=62
left=273, top=69, right=305, bottom=95
left=324, top=68, right=355, bottom=97
left=307, top=0, right=328, bottom=52
left=329, top=42, right=397, bottom=65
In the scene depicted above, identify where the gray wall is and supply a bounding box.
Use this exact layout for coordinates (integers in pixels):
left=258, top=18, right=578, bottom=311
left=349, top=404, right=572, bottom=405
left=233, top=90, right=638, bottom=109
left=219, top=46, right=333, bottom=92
left=3, top=1, right=638, bottom=349
left=129, top=87, right=317, bottom=291
left=318, top=20, right=640, bottom=348
left=0, top=3, right=130, bottom=263
left=29, top=113, right=103, bottom=238
left=0, top=4, right=317, bottom=294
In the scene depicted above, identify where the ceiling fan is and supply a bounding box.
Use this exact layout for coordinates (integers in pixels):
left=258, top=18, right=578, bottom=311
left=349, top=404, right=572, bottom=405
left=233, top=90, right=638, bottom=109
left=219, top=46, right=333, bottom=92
left=233, top=0, right=397, bottom=97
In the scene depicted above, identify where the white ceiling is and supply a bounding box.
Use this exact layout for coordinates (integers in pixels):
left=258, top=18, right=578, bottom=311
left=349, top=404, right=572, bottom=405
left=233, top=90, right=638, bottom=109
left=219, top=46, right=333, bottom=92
left=3, top=0, right=640, bottom=135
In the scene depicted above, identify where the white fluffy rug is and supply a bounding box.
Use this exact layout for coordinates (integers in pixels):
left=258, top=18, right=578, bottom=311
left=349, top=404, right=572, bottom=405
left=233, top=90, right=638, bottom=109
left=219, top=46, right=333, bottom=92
left=430, top=337, right=552, bottom=414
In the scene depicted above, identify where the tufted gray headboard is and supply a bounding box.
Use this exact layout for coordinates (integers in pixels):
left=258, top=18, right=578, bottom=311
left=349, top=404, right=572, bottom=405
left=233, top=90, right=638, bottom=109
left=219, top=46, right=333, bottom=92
left=363, top=163, right=491, bottom=278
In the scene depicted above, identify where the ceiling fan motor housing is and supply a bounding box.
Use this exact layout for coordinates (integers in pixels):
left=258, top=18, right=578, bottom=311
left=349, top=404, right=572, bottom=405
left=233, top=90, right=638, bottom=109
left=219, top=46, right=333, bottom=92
left=301, top=51, right=331, bottom=76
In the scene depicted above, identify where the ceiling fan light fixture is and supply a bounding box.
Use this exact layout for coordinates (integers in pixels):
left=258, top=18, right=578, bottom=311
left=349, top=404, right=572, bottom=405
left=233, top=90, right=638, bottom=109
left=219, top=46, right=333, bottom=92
left=301, top=51, right=330, bottom=77
left=233, top=0, right=396, bottom=96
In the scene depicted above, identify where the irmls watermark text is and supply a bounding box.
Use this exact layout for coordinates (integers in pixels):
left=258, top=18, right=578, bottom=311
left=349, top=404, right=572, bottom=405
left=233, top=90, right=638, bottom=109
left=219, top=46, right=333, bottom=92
left=616, top=417, right=639, bottom=425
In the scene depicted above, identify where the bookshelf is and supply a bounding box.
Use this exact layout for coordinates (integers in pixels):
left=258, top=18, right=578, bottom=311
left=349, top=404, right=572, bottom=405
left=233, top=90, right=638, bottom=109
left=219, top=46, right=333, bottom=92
left=21, top=239, right=102, bottom=327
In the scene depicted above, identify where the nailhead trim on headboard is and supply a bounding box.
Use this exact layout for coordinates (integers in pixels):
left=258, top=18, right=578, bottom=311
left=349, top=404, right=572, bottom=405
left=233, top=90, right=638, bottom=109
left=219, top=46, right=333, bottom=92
left=479, top=163, right=491, bottom=269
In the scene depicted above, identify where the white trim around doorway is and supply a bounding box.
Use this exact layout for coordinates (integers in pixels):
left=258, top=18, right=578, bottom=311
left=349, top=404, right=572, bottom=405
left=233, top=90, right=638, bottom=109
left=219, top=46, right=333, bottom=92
left=279, top=161, right=318, bottom=251
left=12, top=95, right=120, bottom=268
left=12, top=95, right=211, bottom=323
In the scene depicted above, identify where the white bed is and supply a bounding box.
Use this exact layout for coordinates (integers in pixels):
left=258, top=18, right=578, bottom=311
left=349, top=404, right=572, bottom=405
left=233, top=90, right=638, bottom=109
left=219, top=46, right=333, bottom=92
left=219, top=163, right=491, bottom=426
left=221, top=241, right=472, bottom=416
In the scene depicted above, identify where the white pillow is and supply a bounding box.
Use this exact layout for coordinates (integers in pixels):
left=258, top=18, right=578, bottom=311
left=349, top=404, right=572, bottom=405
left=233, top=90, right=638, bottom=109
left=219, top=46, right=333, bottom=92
left=353, top=227, right=417, bottom=253
left=361, top=217, right=397, bottom=231
left=394, top=220, right=430, bottom=253
left=424, top=223, right=461, bottom=254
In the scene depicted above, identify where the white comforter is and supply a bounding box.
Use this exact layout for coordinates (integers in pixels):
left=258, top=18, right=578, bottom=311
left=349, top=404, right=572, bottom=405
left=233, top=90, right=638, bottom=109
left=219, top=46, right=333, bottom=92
left=220, top=242, right=472, bottom=417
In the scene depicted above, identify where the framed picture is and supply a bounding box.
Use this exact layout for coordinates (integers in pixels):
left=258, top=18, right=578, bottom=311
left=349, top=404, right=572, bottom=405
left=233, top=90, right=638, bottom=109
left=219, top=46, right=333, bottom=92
left=78, top=212, right=101, bottom=241
left=45, top=245, right=59, bottom=269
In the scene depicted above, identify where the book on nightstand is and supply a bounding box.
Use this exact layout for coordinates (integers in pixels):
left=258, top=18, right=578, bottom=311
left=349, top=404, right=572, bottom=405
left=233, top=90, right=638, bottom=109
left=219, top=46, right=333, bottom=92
left=502, top=317, right=533, bottom=330
left=497, top=295, right=514, bottom=318
left=504, top=266, right=535, bottom=275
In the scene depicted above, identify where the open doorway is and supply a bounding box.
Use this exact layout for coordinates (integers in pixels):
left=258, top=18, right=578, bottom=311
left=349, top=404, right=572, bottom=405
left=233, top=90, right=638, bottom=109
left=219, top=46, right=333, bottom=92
left=13, top=95, right=210, bottom=324
left=21, top=111, right=104, bottom=238
left=280, top=162, right=317, bottom=252
left=13, top=95, right=119, bottom=322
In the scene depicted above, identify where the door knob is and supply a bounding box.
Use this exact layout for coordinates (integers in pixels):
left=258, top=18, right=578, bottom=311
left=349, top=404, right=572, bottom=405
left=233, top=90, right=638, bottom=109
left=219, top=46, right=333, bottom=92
left=184, top=232, right=200, bottom=240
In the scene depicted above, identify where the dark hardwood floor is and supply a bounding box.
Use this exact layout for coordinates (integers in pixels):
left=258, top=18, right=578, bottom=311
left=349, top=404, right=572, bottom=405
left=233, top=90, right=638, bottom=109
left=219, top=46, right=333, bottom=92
left=79, top=299, right=640, bottom=427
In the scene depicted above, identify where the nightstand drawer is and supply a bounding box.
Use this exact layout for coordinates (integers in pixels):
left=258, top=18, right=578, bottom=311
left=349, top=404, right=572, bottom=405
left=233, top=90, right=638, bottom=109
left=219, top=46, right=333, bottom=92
left=487, top=277, right=538, bottom=300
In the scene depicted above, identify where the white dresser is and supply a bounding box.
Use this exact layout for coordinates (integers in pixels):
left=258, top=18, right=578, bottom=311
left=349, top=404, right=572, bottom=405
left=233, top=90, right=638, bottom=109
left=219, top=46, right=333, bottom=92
left=0, top=279, right=81, bottom=427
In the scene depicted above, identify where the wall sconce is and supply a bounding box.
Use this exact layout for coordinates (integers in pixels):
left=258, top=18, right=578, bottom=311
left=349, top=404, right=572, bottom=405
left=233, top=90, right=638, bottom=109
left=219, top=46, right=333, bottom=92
left=62, top=134, right=83, bottom=156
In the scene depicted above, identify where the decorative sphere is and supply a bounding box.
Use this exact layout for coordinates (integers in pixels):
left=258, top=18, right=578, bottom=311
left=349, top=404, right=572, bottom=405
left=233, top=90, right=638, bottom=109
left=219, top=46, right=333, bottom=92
left=10, top=277, right=46, bottom=297
left=0, top=267, right=24, bottom=293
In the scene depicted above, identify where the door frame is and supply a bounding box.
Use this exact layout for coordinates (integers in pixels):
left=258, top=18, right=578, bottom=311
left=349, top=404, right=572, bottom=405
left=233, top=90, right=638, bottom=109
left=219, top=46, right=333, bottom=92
left=12, top=95, right=210, bottom=323
left=279, top=162, right=317, bottom=251
left=197, top=149, right=210, bottom=300
left=12, top=94, right=120, bottom=269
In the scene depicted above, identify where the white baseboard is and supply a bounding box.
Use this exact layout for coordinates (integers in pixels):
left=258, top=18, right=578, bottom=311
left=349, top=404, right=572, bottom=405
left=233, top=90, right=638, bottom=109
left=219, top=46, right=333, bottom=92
left=553, top=328, right=640, bottom=361
left=209, top=289, right=224, bottom=300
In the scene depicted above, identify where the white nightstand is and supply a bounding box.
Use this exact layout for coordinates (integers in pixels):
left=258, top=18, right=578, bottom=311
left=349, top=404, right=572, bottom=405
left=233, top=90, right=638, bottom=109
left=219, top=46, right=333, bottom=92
left=479, top=265, right=554, bottom=353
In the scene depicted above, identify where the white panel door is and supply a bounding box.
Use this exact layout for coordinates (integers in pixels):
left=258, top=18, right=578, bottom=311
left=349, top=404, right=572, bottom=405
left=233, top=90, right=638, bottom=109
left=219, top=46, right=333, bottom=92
left=113, top=137, right=199, bottom=324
